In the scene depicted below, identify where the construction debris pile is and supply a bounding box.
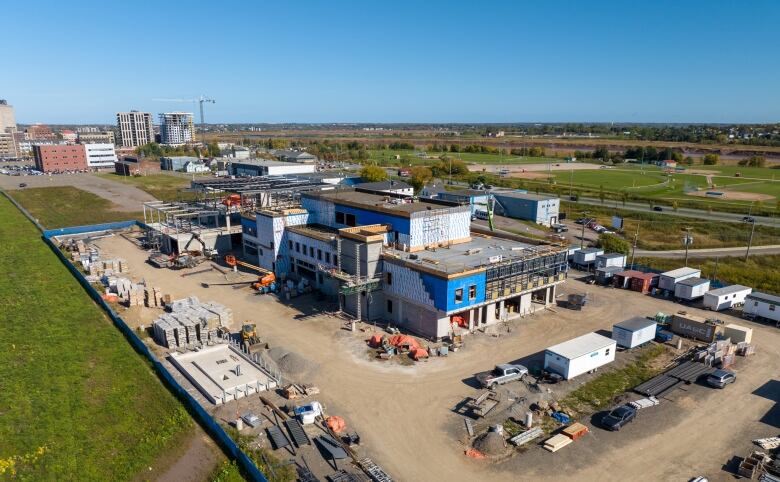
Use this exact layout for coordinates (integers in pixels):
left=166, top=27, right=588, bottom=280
left=367, top=334, right=430, bottom=360
left=693, top=337, right=755, bottom=368
left=152, top=296, right=234, bottom=349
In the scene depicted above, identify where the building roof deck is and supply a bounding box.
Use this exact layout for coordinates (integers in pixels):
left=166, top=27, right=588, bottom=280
left=191, top=175, right=326, bottom=194
left=287, top=223, right=339, bottom=242
left=304, top=188, right=463, bottom=215
left=383, top=234, right=565, bottom=277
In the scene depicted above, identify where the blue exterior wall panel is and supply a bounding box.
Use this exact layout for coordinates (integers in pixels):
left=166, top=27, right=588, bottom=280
left=420, top=270, right=487, bottom=312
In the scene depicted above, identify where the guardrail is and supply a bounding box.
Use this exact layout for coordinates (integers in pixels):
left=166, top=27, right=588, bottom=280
left=0, top=191, right=269, bottom=482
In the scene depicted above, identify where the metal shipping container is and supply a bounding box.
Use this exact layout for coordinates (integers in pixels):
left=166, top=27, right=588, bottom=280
left=670, top=313, right=722, bottom=342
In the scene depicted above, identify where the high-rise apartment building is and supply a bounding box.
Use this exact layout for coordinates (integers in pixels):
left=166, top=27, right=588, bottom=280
left=159, top=112, right=194, bottom=146
left=116, top=111, right=154, bottom=147
left=0, top=100, right=18, bottom=158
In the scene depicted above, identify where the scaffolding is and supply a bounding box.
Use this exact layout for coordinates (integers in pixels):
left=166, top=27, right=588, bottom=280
left=189, top=176, right=327, bottom=213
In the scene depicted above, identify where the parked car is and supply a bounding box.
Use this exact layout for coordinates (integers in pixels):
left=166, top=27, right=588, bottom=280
left=743, top=216, right=755, bottom=223
left=601, top=405, right=637, bottom=431
left=476, top=363, right=528, bottom=389
left=652, top=206, right=663, bottom=212
left=706, top=369, right=736, bottom=389
left=18, top=183, right=27, bottom=188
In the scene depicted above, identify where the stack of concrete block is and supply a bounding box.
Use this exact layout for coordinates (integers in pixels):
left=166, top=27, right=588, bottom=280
left=152, top=298, right=232, bottom=348
left=145, top=287, right=164, bottom=308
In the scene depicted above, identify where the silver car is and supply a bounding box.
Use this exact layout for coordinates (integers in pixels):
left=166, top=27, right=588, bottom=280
left=706, top=369, right=736, bottom=389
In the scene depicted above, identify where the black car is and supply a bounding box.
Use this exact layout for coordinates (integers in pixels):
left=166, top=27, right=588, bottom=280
left=601, top=405, right=637, bottom=431
left=652, top=206, right=663, bottom=212
left=743, top=216, right=755, bottom=223
left=18, top=183, right=27, bottom=188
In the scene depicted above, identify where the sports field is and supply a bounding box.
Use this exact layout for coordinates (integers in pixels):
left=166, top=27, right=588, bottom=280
left=367, top=148, right=557, bottom=165
left=0, top=194, right=192, bottom=480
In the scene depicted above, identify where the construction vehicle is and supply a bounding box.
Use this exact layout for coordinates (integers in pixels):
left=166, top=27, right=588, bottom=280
left=224, top=254, right=276, bottom=291
left=222, top=194, right=242, bottom=208
left=182, top=232, right=217, bottom=260
left=241, top=323, right=260, bottom=345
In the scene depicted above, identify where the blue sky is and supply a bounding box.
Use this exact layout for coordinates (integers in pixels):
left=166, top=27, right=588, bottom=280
left=4, top=1, right=779, bottom=124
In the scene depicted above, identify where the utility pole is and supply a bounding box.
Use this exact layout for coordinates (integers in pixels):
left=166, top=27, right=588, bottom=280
left=682, top=228, right=694, bottom=266
left=630, top=222, right=640, bottom=270
left=713, top=256, right=719, bottom=281
left=579, top=210, right=589, bottom=249
left=745, top=219, right=756, bottom=261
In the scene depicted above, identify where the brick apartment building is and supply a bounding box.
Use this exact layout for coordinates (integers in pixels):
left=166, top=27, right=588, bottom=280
left=33, top=145, right=88, bottom=172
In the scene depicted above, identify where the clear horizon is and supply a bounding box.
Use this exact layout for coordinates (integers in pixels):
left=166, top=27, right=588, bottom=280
left=5, top=1, right=780, bottom=125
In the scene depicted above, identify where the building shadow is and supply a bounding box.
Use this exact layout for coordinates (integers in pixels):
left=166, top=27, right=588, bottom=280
left=753, top=380, right=780, bottom=429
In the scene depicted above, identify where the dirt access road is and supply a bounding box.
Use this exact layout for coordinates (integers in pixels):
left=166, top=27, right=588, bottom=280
left=0, top=172, right=155, bottom=210
left=96, top=233, right=780, bottom=482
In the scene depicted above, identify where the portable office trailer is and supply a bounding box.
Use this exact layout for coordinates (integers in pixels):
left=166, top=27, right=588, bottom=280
left=702, top=285, right=752, bottom=311
left=658, top=267, right=701, bottom=292
left=723, top=324, right=753, bottom=344
left=595, top=253, right=627, bottom=269
left=573, top=248, right=604, bottom=266
left=674, top=277, right=711, bottom=301
left=743, top=292, right=780, bottom=323
left=612, top=317, right=657, bottom=349
left=630, top=273, right=658, bottom=294
left=670, top=312, right=723, bottom=342
left=596, top=266, right=623, bottom=285
left=544, top=332, right=617, bottom=380
left=567, top=246, right=581, bottom=261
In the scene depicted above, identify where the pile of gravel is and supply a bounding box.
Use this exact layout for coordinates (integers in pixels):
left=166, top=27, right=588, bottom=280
left=266, top=347, right=316, bottom=377
left=473, top=431, right=506, bottom=456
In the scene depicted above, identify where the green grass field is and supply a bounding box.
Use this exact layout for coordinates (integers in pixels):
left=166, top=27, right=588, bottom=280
left=367, top=148, right=559, bottom=166
left=634, top=255, right=780, bottom=293
left=97, top=173, right=193, bottom=202
left=560, top=202, right=780, bottom=250
left=0, top=194, right=192, bottom=480
left=8, top=187, right=142, bottom=228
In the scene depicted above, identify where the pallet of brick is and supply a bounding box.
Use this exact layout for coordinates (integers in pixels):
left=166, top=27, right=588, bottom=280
left=168, top=296, right=200, bottom=313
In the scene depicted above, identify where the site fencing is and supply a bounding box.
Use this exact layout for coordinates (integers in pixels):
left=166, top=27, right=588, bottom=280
left=0, top=191, right=269, bottom=482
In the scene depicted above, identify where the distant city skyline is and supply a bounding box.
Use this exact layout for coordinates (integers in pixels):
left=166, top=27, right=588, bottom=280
left=4, top=1, right=780, bottom=124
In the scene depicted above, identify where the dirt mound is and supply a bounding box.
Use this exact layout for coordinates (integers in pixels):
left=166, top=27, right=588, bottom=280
left=686, top=190, right=774, bottom=201
left=473, top=431, right=506, bottom=456
left=266, top=347, right=316, bottom=377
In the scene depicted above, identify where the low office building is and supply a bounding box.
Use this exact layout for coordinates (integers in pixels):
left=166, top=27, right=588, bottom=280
left=231, top=159, right=317, bottom=177
left=355, top=180, right=414, bottom=196
left=114, top=156, right=161, bottom=176
left=436, top=189, right=489, bottom=215
left=244, top=187, right=568, bottom=339
left=274, top=149, right=318, bottom=163
left=161, top=156, right=200, bottom=171
left=544, top=332, right=616, bottom=380
left=492, top=191, right=560, bottom=226
left=183, top=160, right=209, bottom=173
left=83, top=143, right=117, bottom=169
left=33, top=144, right=88, bottom=172
left=702, top=285, right=752, bottom=311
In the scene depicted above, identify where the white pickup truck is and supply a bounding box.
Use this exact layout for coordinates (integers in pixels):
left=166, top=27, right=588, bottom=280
left=476, top=363, right=529, bottom=389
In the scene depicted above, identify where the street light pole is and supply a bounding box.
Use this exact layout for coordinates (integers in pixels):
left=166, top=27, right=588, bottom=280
left=745, top=219, right=756, bottom=261
left=579, top=211, right=589, bottom=249
left=682, top=228, right=693, bottom=266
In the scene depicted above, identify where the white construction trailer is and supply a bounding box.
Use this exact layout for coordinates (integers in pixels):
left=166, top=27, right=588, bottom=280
left=658, top=267, right=701, bottom=292
left=674, top=277, right=711, bottom=301
left=702, top=285, right=752, bottom=311
left=544, top=332, right=616, bottom=380
left=612, top=317, right=657, bottom=349
left=743, top=292, right=780, bottom=323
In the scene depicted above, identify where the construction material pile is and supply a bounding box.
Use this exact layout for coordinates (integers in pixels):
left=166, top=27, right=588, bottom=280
left=267, top=347, right=317, bottom=377
left=694, top=339, right=744, bottom=368
left=152, top=296, right=233, bottom=348
left=473, top=431, right=506, bottom=456
left=145, top=287, right=165, bottom=308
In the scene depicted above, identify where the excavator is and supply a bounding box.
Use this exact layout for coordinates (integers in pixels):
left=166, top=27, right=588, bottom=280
left=224, top=254, right=276, bottom=291
left=147, top=232, right=218, bottom=270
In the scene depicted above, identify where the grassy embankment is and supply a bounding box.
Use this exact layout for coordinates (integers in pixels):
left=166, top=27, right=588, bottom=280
left=559, top=202, right=780, bottom=250
left=0, top=194, right=193, bottom=480
left=634, top=255, right=780, bottom=293
left=8, top=186, right=143, bottom=228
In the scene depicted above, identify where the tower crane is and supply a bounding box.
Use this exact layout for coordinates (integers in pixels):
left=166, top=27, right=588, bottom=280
left=152, top=95, right=216, bottom=142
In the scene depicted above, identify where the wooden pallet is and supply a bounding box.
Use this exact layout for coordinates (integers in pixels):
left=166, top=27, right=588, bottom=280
left=359, top=457, right=393, bottom=482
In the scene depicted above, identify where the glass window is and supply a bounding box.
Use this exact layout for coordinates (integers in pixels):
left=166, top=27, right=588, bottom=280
left=335, top=212, right=345, bottom=224
left=469, top=285, right=476, bottom=300
left=386, top=272, right=392, bottom=285
left=317, top=249, right=322, bottom=260
left=455, top=288, right=463, bottom=303
left=387, top=300, right=393, bottom=313
left=295, top=242, right=300, bottom=253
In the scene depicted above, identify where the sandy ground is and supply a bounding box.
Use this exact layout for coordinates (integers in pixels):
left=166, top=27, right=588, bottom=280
left=153, top=428, right=225, bottom=482
left=686, top=189, right=775, bottom=202
left=94, top=233, right=780, bottom=482
left=0, top=172, right=156, bottom=210
left=468, top=162, right=603, bottom=174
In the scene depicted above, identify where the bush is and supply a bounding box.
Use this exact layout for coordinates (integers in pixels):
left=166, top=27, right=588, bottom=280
left=360, top=165, right=388, bottom=182
left=597, top=233, right=631, bottom=255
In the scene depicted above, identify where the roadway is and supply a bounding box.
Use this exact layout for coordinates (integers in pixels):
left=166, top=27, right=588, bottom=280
left=633, top=244, right=780, bottom=259
left=563, top=196, right=780, bottom=227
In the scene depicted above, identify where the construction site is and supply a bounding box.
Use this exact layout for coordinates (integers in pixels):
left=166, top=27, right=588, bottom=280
left=44, top=177, right=780, bottom=482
